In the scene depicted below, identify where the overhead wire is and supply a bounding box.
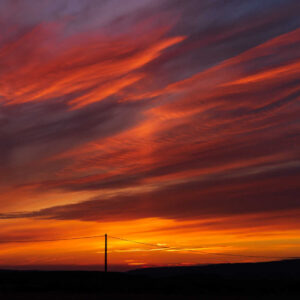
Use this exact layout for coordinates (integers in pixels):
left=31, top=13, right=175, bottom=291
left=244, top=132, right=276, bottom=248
left=0, top=233, right=297, bottom=260
left=0, top=234, right=105, bottom=244
left=108, top=235, right=299, bottom=260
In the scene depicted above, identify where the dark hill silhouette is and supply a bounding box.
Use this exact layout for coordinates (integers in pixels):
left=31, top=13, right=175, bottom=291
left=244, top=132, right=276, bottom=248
left=129, top=258, right=300, bottom=279
left=0, top=259, right=299, bottom=299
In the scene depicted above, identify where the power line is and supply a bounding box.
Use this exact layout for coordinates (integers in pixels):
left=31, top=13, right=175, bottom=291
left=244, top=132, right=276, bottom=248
left=108, top=235, right=298, bottom=260
left=109, top=235, right=173, bottom=249
left=0, top=233, right=297, bottom=260
left=0, top=234, right=105, bottom=244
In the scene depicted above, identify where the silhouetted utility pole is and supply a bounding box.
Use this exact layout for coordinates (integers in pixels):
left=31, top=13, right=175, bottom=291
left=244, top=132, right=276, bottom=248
left=104, top=233, right=107, bottom=272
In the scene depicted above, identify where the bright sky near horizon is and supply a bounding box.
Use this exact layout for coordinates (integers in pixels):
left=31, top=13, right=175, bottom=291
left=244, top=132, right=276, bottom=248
left=0, top=0, right=299, bottom=270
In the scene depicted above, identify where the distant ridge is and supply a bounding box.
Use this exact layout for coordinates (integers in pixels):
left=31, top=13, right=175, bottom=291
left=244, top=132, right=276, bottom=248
left=128, top=259, right=300, bottom=278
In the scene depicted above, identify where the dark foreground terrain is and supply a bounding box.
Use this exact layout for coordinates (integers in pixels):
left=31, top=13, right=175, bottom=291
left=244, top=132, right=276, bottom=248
left=0, top=259, right=299, bottom=299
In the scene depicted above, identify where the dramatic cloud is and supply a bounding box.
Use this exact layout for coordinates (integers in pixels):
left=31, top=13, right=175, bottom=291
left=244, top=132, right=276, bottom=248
left=0, top=0, right=299, bottom=268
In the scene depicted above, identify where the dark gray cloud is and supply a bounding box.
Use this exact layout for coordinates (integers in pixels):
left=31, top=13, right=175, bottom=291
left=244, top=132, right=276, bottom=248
left=0, top=0, right=299, bottom=227
left=1, top=160, right=299, bottom=222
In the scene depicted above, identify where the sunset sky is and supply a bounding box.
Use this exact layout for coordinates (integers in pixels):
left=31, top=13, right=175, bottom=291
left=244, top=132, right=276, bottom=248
left=0, top=0, right=299, bottom=270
